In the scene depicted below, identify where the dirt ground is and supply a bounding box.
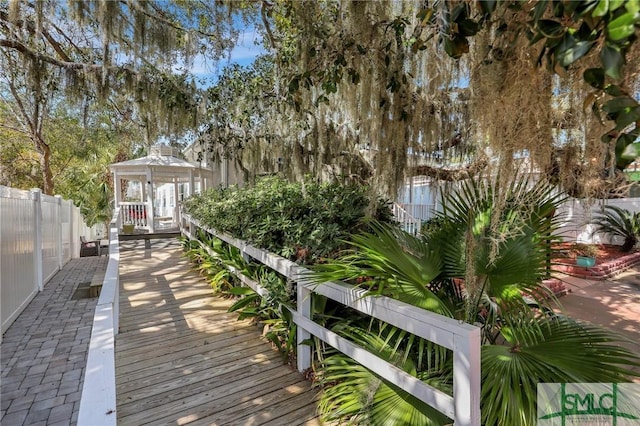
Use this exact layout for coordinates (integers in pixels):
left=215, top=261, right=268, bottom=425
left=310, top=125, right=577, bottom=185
left=555, top=266, right=640, bottom=378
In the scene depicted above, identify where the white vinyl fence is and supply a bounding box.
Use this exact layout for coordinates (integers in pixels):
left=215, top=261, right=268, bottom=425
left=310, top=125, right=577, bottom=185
left=182, top=214, right=481, bottom=425
left=1, top=186, right=92, bottom=336
left=398, top=196, right=640, bottom=245
left=556, top=197, right=640, bottom=244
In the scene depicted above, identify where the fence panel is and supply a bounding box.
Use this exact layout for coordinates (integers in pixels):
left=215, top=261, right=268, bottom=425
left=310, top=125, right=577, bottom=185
left=119, top=202, right=148, bottom=229
left=41, top=194, right=60, bottom=283
left=60, top=199, right=72, bottom=263
left=1, top=186, right=90, bottom=336
left=1, top=187, right=37, bottom=333
left=556, top=198, right=640, bottom=244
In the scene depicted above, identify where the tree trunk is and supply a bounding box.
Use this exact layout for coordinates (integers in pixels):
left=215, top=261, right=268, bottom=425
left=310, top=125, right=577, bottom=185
left=33, top=134, right=54, bottom=195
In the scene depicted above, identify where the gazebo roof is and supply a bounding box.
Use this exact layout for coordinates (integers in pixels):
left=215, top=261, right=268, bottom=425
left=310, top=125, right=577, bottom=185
left=110, top=149, right=213, bottom=184
left=110, top=154, right=197, bottom=170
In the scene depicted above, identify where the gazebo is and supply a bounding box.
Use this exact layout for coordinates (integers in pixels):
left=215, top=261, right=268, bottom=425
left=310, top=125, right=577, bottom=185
left=110, top=145, right=213, bottom=233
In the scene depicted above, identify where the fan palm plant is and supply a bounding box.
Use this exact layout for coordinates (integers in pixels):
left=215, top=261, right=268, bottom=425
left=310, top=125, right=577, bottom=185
left=310, top=178, right=639, bottom=425
left=590, top=205, right=640, bottom=252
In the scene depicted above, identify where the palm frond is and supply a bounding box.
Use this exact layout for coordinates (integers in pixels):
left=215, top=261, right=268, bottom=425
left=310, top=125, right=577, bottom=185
left=591, top=205, right=640, bottom=251
left=481, top=315, right=640, bottom=425
left=317, top=322, right=453, bottom=426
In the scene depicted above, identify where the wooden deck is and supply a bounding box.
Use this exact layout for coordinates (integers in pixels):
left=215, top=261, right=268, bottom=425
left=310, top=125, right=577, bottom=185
left=115, top=239, right=321, bottom=425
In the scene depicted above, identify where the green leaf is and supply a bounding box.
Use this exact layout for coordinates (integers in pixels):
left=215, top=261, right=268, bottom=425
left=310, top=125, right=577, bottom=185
left=615, top=106, right=640, bottom=130
left=443, top=35, right=469, bottom=59
left=604, top=84, right=624, bottom=96
left=451, top=3, right=468, bottom=21
left=616, top=133, right=636, bottom=166
left=609, top=0, right=626, bottom=11
left=583, top=67, right=605, bottom=89
left=600, top=44, right=624, bottom=79
left=622, top=141, right=640, bottom=160
left=607, top=11, right=637, bottom=40
left=315, top=95, right=329, bottom=106
left=228, top=286, right=256, bottom=296
left=555, top=35, right=595, bottom=67
left=533, top=0, right=549, bottom=21
left=602, top=96, right=637, bottom=113
left=593, top=0, right=609, bottom=17
left=288, top=76, right=299, bottom=94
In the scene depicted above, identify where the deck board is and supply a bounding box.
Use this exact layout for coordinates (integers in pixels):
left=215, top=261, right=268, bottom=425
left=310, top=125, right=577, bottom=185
left=115, top=239, right=321, bottom=425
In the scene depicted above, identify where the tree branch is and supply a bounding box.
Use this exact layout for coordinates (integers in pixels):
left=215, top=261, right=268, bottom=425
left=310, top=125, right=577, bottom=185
left=260, top=1, right=279, bottom=50
left=0, top=123, right=30, bottom=135
left=0, top=10, right=72, bottom=62
left=408, top=155, right=488, bottom=181
left=125, top=0, right=222, bottom=39
left=0, top=38, right=129, bottom=73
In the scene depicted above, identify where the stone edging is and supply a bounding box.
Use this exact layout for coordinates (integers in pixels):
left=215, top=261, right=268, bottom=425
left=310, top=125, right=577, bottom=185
left=552, top=251, right=640, bottom=280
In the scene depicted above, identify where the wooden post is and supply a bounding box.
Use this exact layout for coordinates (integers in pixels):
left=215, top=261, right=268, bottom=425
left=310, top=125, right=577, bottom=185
left=453, top=329, right=482, bottom=425
left=147, top=168, right=155, bottom=233
left=296, top=277, right=312, bottom=373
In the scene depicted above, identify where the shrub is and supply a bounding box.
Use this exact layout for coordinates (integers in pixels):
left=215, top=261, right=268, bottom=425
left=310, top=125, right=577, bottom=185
left=183, top=176, right=394, bottom=262
left=590, top=205, right=640, bottom=252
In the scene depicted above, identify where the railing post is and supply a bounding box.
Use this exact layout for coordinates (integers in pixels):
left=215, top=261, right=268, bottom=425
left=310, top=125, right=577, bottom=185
left=296, top=276, right=312, bottom=373
left=31, top=189, right=43, bottom=292
left=55, top=195, right=63, bottom=270
left=453, top=329, right=481, bottom=425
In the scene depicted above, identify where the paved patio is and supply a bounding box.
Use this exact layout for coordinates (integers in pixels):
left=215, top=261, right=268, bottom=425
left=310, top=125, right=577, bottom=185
left=1, top=256, right=108, bottom=426
left=557, top=266, right=640, bottom=377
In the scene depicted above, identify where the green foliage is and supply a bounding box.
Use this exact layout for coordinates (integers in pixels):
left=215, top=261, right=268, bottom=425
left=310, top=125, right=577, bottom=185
left=309, top=178, right=639, bottom=425
left=430, top=0, right=640, bottom=168
left=419, top=216, right=447, bottom=240
left=591, top=205, right=640, bottom=251
left=317, top=322, right=453, bottom=426
left=183, top=176, right=394, bottom=262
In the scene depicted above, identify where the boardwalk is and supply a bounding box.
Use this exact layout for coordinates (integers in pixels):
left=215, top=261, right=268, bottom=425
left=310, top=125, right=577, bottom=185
left=115, top=239, right=321, bottom=425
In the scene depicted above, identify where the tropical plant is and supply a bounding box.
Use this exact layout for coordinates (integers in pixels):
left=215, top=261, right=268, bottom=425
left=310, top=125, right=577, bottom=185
left=590, top=205, right=640, bottom=252
left=310, top=178, right=639, bottom=425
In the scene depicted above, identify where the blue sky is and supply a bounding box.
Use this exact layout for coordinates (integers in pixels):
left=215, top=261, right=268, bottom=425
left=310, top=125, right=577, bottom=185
left=181, top=27, right=266, bottom=87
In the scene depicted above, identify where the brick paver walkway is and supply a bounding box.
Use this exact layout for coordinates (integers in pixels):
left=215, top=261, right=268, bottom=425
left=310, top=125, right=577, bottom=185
left=1, top=256, right=108, bottom=426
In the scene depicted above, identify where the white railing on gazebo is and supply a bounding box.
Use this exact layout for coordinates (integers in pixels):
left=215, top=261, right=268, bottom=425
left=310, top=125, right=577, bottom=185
left=119, top=202, right=149, bottom=231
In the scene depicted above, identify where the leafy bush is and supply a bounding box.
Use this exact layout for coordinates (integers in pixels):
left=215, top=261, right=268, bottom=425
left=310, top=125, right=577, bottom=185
left=183, top=176, right=394, bottom=262
left=590, top=205, right=640, bottom=252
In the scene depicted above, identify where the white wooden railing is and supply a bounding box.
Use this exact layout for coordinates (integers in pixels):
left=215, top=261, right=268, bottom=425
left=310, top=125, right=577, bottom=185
left=1, top=186, right=91, bottom=336
left=181, top=214, right=481, bottom=425
left=392, top=202, right=423, bottom=235
left=78, top=208, right=120, bottom=426
left=119, top=202, right=150, bottom=232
